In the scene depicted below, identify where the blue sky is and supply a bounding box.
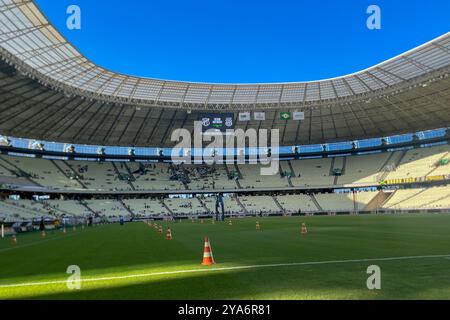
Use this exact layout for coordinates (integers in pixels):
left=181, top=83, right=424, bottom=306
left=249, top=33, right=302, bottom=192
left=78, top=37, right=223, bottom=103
left=35, top=0, right=450, bottom=83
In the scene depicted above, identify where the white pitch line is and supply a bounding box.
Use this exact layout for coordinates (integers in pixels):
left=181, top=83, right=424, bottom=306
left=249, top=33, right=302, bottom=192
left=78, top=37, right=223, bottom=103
left=0, top=232, right=80, bottom=253
left=1, top=253, right=450, bottom=289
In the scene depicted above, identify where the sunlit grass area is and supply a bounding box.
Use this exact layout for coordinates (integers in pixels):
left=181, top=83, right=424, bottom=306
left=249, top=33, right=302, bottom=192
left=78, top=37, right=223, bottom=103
left=1, top=214, right=450, bottom=300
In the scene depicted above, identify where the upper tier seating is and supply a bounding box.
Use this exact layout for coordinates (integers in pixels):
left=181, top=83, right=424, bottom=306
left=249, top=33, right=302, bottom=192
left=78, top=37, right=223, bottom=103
left=127, top=162, right=184, bottom=191
left=0, top=155, right=81, bottom=189
left=0, top=144, right=448, bottom=192
left=66, top=161, right=131, bottom=191
left=238, top=164, right=290, bottom=189
left=337, top=153, right=391, bottom=184
left=289, top=158, right=334, bottom=187
left=385, top=145, right=450, bottom=180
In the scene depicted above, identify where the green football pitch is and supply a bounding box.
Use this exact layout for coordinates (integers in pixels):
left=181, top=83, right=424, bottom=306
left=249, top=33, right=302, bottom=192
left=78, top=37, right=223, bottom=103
left=1, top=214, right=450, bottom=300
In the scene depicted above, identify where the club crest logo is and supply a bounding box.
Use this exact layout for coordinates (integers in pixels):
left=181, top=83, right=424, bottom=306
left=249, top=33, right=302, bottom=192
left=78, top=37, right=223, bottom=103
left=202, top=118, right=211, bottom=127
left=225, top=117, right=233, bottom=127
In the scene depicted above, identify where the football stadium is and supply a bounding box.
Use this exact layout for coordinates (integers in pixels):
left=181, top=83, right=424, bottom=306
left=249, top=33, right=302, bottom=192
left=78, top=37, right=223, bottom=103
left=0, top=0, right=450, bottom=302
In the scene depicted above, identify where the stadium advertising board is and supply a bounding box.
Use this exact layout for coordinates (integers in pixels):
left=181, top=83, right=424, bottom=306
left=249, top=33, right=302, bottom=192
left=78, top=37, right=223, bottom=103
left=199, top=113, right=235, bottom=134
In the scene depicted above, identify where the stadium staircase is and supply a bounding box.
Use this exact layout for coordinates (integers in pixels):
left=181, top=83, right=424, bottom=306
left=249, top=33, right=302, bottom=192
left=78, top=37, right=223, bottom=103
left=287, top=177, right=294, bottom=187
left=225, top=164, right=242, bottom=189
left=79, top=200, right=97, bottom=216
left=352, top=192, right=358, bottom=213
left=234, top=164, right=243, bottom=180
left=380, top=151, right=396, bottom=171
left=0, top=160, right=16, bottom=176
left=272, top=196, right=286, bottom=214
left=331, top=157, right=345, bottom=185
left=341, top=157, right=347, bottom=175
left=123, top=163, right=137, bottom=183
left=111, top=162, right=136, bottom=191
left=234, top=195, right=249, bottom=214
left=224, top=163, right=231, bottom=177
left=329, top=158, right=336, bottom=176
left=288, top=161, right=297, bottom=177
left=385, top=189, right=428, bottom=209
left=0, top=157, right=42, bottom=187
left=363, top=191, right=392, bottom=211
left=335, top=157, right=348, bottom=185
left=43, top=202, right=72, bottom=217
left=50, top=160, right=86, bottom=189
left=161, top=200, right=174, bottom=216
left=394, top=150, right=408, bottom=168
left=0, top=163, right=21, bottom=185
left=380, top=191, right=397, bottom=210
left=280, top=163, right=294, bottom=187
left=333, top=176, right=339, bottom=185
left=181, top=179, right=190, bottom=190
left=425, top=150, right=450, bottom=177
left=420, top=191, right=450, bottom=208
left=119, top=199, right=135, bottom=218
left=197, top=198, right=210, bottom=213
left=310, top=194, right=324, bottom=212
left=377, top=150, right=407, bottom=181
left=62, top=160, right=88, bottom=188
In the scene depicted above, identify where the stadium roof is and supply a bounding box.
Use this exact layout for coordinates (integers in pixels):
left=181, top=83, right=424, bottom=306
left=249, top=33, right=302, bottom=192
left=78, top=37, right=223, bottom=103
left=0, top=0, right=449, bottom=147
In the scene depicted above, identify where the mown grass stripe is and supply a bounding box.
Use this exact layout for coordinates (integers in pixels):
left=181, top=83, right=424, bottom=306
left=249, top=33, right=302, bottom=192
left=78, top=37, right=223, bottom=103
left=1, top=253, right=449, bottom=289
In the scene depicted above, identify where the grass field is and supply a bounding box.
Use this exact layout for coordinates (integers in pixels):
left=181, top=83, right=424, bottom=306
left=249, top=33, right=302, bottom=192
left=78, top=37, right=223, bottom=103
left=1, top=214, right=450, bottom=300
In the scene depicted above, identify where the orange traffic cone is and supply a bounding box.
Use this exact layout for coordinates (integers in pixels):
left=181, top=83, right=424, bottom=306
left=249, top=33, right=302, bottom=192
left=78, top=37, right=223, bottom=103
left=301, top=223, right=308, bottom=235
left=201, top=237, right=215, bottom=266
left=11, top=235, right=17, bottom=246
left=256, top=221, right=261, bottom=230
left=166, top=228, right=173, bottom=240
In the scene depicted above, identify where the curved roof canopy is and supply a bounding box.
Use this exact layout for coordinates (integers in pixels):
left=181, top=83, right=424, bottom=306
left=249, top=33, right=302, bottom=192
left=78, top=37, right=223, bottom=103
left=0, top=0, right=449, bottom=147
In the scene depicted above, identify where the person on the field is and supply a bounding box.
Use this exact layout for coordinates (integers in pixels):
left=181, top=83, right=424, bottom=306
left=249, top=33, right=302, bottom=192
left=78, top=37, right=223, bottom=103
left=39, top=217, right=45, bottom=231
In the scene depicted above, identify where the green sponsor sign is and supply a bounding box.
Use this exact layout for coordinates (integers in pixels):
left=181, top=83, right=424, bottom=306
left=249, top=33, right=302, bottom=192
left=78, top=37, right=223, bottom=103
left=280, top=112, right=292, bottom=120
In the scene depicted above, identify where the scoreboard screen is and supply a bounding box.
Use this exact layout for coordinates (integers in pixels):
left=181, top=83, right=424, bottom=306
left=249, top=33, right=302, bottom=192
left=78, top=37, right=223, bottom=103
left=199, top=113, right=235, bottom=134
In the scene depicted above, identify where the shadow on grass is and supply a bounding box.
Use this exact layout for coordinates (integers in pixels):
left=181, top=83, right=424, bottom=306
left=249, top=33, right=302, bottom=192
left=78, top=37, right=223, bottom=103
left=8, top=258, right=450, bottom=300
